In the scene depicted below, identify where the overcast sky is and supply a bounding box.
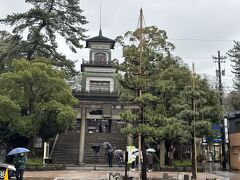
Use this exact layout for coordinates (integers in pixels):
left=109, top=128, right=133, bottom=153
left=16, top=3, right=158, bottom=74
left=1, top=0, right=240, bottom=92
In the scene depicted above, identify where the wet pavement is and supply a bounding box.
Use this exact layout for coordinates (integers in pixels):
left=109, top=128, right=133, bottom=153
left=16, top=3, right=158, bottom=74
left=23, top=169, right=240, bottom=180
left=213, top=170, right=240, bottom=180
left=22, top=163, right=240, bottom=180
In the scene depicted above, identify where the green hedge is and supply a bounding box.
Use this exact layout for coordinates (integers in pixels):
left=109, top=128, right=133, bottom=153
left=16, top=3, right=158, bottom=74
left=172, top=159, right=192, bottom=167
left=26, top=157, right=65, bottom=170
left=26, top=164, right=65, bottom=171
left=26, top=157, right=42, bottom=166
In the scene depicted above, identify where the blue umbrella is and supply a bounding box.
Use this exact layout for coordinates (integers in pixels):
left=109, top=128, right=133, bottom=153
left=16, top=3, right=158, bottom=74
left=7, top=147, right=30, bottom=156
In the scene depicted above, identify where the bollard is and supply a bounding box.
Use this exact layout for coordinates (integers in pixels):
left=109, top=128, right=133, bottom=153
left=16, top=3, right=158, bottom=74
left=108, top=172, right=113, bottom=180
left=163, top=173, right=168, bottom=179
left=184, top=174, right=189, bottom=180
left=177, top=173, right=184, bottom=180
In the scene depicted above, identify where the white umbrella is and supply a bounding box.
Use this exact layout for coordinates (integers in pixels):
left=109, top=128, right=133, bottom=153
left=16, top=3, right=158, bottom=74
left=132, top=148, right=139, bottom=156
left=146, top=148, right=156, bottom=153
left=133, top=148, right=139, bottom=153
left=133, top=151, right=139, bottom=156
left=114, top=149, right=123, bottom=156
left=103, top=142, right=112, bottom=149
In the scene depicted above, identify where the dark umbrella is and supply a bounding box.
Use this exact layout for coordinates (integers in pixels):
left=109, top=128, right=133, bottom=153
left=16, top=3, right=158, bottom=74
left=7, top=147, right=30, bottom=156
left=91, top=144, right=100, bottom=149
left=91, top=144, right=100, bottom=153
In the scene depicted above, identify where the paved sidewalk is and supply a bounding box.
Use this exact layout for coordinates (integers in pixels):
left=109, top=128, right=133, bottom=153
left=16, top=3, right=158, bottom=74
left=23, top=163, right=240, bottom=180
left=24, top=170, right=229, bottom=180
left=213, top=171, right=240, bottom=180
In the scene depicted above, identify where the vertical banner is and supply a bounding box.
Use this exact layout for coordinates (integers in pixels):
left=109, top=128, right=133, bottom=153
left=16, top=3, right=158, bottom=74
left=127, top=146, right=136, bottom=164
left=224, top=118, right=229, bottom=143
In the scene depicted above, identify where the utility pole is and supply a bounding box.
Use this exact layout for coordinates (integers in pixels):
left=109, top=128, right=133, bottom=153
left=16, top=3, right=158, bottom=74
left=213, top=50, right=227, bottom=170
left=192, top=63, right=197, bottom=180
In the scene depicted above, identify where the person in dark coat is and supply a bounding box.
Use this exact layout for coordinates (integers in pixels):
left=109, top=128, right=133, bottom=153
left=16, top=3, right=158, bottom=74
left=105, top=144, right=111, bottom=157
left=13, top=153, right=27, bottom=180
left=147, top=152, right=154, bottom=171
left=107, top=149, right=113, bottom=167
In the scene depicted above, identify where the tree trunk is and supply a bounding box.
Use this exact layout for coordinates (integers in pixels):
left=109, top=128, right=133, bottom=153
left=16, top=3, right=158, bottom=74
left=180, top=144, right=183, bottom=161
left=168, top=143, right=174, bottom=166
left=191, top=137, right=197, bottom=180
left=141, top=135, right=147, bottom=180
left=159, top=140, right=165, bottom=168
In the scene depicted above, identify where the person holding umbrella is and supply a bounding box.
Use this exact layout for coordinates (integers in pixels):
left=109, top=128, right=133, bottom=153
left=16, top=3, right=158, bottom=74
left=107, top=148, right=113, bottom=167
left=147, top=152, right=154, bottom=171
left=7, top=147, right=29, bottom=180
left=103, top=142, right=111, bottom=158
left=114, top=149, right=123, bottom=167
left=146, top=148, right=155, bottom=171
left=13, top=153, right=27, bottom=180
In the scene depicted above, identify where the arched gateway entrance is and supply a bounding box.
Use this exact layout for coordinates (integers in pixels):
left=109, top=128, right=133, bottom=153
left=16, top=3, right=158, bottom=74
left=77, top=103, right=136, bottom=164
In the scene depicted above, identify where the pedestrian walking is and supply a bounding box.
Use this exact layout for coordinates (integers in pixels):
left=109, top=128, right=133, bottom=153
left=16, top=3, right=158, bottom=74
left=208, top=151, right=213, bottom=172
left=117, top=153, right=123, bottom=166
left=147, top=152, right=154, bottom=171
left=13, top=153, right=27, bottom=180
left=107, top=149, right=113, bottom=167
left=104, top=143, right=111, bottom=156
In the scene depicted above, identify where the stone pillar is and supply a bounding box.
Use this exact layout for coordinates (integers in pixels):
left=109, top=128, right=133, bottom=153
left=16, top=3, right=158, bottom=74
left=79, top=107, right=86, bottom=163
left=160, top=140, right=165, bottom=168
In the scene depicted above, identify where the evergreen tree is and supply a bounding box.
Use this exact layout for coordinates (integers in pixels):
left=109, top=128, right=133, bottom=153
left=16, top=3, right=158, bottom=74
left=228, top=41, right=240, bottom=91
left=0, top=0, right=88, bottom=76
left=117, top=26, right=221, bottom=172
left=0, top=59, right=77, bottom=146
left=0, top=31, right=22, bottom=73
left=224, top=91, right=240, bottom=111
left=117, top=25, right=175, bottom=179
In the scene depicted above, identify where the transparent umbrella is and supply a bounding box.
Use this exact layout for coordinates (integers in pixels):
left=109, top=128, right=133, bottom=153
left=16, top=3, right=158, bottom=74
left=103, top=142, right=112, bottom=149
left=114, top=149, right=123, bottom=156
left=146, top=148, right=156, bottom=153
left=7, top=147, right=30, bottom=156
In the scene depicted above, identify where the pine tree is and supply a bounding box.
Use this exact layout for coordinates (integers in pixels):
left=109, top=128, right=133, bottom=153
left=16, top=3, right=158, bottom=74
left=0, top=31, right=22, bottom=73
left=117, top=26, right=221, bottom=173
left=228, top=41, right=240, bottom=91
left=0, top=0, right=88, bottom=75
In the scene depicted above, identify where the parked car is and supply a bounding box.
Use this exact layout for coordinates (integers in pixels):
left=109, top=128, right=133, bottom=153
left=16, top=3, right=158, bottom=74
left=0, top=162, right=16, bottom=179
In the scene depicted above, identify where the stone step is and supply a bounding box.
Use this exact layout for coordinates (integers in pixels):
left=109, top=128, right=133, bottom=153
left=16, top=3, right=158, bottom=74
left=83, top=133, right=127, bottom=164
left=54, top=146, right=79, bottom=149
left=53, top=152, right=79, bottom=155
left=52, top=132, right=127, bottom=164
left=52, top=132, right=80, bottom=164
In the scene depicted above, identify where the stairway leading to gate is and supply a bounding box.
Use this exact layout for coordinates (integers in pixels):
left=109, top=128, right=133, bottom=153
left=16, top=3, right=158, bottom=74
left=83, top=133, right=127, bottom=163
left=51, top=132, right=127, bottom=164
left=51, top=132, right=80, bottom=164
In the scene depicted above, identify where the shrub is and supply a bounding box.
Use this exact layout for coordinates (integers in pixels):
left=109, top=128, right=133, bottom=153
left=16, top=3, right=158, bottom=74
left=172, top=159, right=192, bottom=167
left=26, top=157, right=42, bottom=166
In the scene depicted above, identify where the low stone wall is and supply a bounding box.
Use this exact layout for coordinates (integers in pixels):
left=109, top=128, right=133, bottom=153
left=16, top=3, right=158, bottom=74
left=26, top=164, right=65, bottom=171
